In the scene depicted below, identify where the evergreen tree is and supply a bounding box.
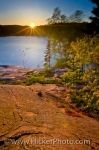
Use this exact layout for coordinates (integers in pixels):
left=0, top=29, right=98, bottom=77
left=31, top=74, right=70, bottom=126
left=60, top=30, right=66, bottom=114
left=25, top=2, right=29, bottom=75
left=90, top=0, right=99, bottom=26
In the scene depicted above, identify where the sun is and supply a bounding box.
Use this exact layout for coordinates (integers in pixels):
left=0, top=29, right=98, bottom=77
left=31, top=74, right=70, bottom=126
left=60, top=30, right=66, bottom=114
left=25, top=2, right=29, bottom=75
left=29, top=23, right=36, bottom=29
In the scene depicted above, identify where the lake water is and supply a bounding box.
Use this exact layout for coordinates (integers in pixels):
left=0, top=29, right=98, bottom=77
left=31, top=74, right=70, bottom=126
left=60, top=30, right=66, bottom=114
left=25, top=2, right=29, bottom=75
left=0, top=36, right=48, bottom=68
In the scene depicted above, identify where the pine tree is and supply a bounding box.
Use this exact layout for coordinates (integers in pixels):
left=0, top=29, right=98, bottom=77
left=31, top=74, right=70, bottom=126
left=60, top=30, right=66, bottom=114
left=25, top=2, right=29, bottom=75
left=90, top=0, right=99, bottom=26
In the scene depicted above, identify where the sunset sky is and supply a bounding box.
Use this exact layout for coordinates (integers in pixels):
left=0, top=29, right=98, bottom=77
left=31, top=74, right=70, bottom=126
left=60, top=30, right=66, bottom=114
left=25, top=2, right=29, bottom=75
left=0, top=0, right=93, bottom=25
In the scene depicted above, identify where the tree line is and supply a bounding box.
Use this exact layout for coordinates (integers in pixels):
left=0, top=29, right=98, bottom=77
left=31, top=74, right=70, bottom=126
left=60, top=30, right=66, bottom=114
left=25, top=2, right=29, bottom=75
left=47, top=8, right=84, bottom=24
left=47, top=0, right=99, bottom=28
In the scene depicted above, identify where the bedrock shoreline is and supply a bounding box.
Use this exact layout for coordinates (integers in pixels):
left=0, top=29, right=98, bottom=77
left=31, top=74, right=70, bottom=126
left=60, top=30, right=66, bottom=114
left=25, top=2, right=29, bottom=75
left=0, top=65, right=67, bottom=83
left=0, top=65, right=39, bottom=83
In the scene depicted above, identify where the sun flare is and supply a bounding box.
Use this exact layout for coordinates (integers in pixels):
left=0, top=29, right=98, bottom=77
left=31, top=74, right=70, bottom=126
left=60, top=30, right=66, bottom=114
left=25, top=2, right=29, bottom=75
left=29, top=23, right=36, bottom=29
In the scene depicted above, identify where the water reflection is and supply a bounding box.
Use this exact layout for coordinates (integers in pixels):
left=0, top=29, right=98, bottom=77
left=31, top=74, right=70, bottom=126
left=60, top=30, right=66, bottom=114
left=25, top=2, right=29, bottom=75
left=44, top=37, right=70, bottom=68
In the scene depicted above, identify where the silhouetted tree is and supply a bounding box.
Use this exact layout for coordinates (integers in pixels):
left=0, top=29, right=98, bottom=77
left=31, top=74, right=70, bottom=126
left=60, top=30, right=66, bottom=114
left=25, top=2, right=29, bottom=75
left=47, top=7, right=69, bottom=24
left=90, top=0, right=99, bottom=26
left=60, top=15, right=68, bottom=23
left=47, top=7, right=61, bottom=24
left=47, top=8, right=84, bottom=24
left=69, top=10, right=84, bottom=23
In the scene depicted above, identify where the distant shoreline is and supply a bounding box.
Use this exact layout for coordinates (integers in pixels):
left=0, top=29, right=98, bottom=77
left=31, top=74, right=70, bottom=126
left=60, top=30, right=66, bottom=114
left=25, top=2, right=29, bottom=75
left=0, top=23, right=92, bottom=37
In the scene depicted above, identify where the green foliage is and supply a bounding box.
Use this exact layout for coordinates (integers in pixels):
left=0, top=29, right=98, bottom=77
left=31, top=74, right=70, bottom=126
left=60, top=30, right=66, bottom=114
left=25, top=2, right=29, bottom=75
left=25, top=35, right=99, bottom=117
left=55, top=58, right=68, bottom=68
left=25, top=76, right=61, bottom=85
left=42, top=68, right=54, bottom=77
left=61, top=71, right=77, bottom=84
left=55, top=36, right=99, bottom=116
left=25, top=75, right=45, bottom=85
left=72, top=80, right=99, bottom=113
left=24, top=69, right=60, bottom=85
left=72, top=38, right=98, bottom=116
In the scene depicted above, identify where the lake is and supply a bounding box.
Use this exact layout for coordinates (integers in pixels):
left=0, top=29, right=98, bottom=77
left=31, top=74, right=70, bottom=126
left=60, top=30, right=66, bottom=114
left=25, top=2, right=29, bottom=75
left=0, top=36, right=48, bottom=68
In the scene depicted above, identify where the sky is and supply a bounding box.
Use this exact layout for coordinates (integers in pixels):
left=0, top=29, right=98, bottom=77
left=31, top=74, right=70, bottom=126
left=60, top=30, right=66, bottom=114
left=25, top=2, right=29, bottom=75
left=0, top=0, right=94, bottom=25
